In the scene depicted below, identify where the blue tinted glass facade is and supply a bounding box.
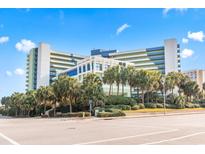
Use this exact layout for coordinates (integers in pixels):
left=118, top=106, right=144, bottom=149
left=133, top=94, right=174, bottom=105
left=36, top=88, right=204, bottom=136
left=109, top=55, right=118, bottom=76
left=79, top=66, right=82, bottom=73
left=67, top=68, right=77, bottom=76
left=83, top=65, right=86, bottom=72
left=87, top=63, right=90, bottom=71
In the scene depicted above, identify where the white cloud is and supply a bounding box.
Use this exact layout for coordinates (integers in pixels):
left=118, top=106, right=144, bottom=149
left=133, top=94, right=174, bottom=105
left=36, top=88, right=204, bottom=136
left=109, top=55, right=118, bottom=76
left=6, top=71, right=12, bottom=77
left=163, top=8, right=187, bottom=16
left=181, top=48, right=194, bottom=58
left=187, top=31, right=205, bottom=42
left=0, top=36, right=9, bottom=44
left=14, top=68, right=25, bottom=76
left=116, top=24, right=130, bottom=35
left=15, top=39, right=36, bottom=53
left=182, top=38, right=189, bottom=44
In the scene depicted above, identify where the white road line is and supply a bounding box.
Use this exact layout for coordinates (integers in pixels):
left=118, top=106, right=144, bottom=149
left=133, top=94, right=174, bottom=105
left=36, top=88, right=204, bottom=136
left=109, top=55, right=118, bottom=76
left=74, top=129, right=178, bottom=145
left=142, top=132, right=205, bottom=145
left=0, top=132, right=20, bottom=145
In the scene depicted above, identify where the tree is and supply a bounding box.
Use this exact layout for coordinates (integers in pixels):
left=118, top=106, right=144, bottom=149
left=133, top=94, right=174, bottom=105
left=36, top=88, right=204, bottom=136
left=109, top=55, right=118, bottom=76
left=183, top=81, right=200, bottom=102
left=52, top=75, right=80, bottom=113
left=120, top=66, right=128, bottom=96
left=36, top=86, right=51, bottom=114
left=138, top=70, right=150, bottom=104
left=10, top=92, right=24, bottom=116
left=203, top=82, right=205, bottom=99
left=23, top=90, right=37, bottom=116
left=103, top=67, right=115, bottom=96
left=127, top=65, right=138, bottom=97
left=81, top=73, right=105, bottom=108
left=113, top=65, right=121, bottom=95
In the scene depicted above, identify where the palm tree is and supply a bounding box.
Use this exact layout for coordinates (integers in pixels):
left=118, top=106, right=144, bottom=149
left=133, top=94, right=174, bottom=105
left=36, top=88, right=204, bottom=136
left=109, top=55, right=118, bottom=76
left=103, top=67, right=115, bottom=96
left=183, top=81, right=200, bottom=102
left=113, top=65, right=121, bottom=95
left=120, top=66, right=128, bottom=96
left=10, top=92, right=24, bottom=116
left=203, top=82, right=205, bottom=99
left=36, top=86, right=51, bottom=114
left=24, top=90, right=37, bottom=116
left=127, top=65, right=137, bottom=97
left=81, top=73, right=104, bottom=108
left=138, top=70, right=149, bottom=104
left=52, top=75, right=80, bottom=113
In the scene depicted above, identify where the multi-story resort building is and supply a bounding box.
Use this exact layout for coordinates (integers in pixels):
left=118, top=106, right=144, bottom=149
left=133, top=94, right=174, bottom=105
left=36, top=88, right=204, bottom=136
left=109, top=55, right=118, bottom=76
left=58, top=56, right=134, bottom=96
left=26, top=38, right=181, bottom=96
left=183, top=69, right=205, bottom=90
left=26, top=43, right=85, bottom=90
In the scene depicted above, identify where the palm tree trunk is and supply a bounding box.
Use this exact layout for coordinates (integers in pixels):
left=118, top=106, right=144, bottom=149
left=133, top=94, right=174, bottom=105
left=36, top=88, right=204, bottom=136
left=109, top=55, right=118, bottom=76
left=130, top=86, right=132, bottom=97
left=53, top=103, right=56, bottom=117
left=142, top=90, right=145, bottom=104
left=109, top=84, right=112, bottom=96
left=122, top=84, right=124, bottom=96
left=44, top=105, right=46, bottom=114
left=69, top=104, right=72, bottom=113
left=117, top=84, right=119, bottom=96
left=15, top=110, right=18, bottom=117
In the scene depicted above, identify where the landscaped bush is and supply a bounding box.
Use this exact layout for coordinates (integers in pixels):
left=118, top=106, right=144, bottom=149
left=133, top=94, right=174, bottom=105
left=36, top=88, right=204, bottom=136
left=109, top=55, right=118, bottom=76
left=156, top=103, right=164, bottom=108
left=138, top=103, right=145, bottom=109
left=174, top=96, right=185, bottom=109
left=193, top=104, right=200, bottom=108
left=165, top=104, right=177, bottom=109
left=185, top=102, right=195, bottom=108
left=144, top=103, right=157, bottom=108
left=97, top=111, right=126, bottom=117
left=105, top=96, right=136, bottom=106
left=56, top=112, right=91, bottom=117
left=131, top=105, right=140, bottom=110
left=199, top=103, right=205, bottom=108
left=105, top=105, right=131, bottom=110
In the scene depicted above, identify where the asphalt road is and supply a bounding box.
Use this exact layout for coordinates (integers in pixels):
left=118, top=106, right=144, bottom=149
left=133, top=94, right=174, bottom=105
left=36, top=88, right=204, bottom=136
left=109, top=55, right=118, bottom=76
left=1, top=113, right=205, bottom=145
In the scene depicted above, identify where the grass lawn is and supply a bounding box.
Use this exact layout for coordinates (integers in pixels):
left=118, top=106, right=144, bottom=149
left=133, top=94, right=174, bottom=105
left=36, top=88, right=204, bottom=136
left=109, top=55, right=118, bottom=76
left=124, top=108, right=205, bottom=115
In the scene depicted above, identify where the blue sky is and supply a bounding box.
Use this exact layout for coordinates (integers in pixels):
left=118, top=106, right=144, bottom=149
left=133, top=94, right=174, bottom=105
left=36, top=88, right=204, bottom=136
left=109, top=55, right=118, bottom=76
left=0, top=8, right=205, bottom=98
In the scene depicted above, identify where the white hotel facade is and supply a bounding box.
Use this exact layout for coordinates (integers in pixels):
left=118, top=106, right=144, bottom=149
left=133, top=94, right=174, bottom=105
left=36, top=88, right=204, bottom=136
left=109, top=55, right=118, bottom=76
left=26, top=38, right=181, bottom=96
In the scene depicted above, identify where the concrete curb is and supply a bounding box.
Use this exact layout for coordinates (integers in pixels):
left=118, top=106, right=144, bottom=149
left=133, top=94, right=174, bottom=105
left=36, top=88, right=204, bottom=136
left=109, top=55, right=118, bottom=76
left=98, top=111, right=205, bottom=120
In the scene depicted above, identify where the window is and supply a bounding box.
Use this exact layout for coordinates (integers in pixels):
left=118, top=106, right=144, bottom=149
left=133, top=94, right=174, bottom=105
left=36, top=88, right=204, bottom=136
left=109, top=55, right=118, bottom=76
left=92, top=62, right=94, bottom=70
left=100, top=64, right=103, bottom=71
left=79, top=66, right=82, bottom=73
left=96, top=63, right=100, bottom=71
left=83, top=65, right=86, bottom=72
left=87, top=63, right=90, bottom=71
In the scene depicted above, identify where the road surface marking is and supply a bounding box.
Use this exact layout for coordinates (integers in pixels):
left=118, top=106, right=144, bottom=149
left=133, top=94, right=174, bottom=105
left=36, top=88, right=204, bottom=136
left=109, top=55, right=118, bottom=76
left=74, top=129, right=178, bottom=145
left=0, top=132, right=20, bottom=145
left=142, top=132, right=205, bottom=145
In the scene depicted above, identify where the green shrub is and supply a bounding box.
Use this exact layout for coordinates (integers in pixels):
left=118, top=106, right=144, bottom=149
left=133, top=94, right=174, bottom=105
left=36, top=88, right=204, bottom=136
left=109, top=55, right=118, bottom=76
left=165, top=104, right=177, bottom=109
left=174, top=96, right=185, bottom=109
left=144, top=103, right=157, bottom=108
left=185, top=102, right=195, bottom=108
left=61, top=112, right=91, bottom=117
left=105, top=105, right=131, bottom=110
left=138, top=103, right=145, bottom=109
left=156, top=103, right=164, bottom=108
left=200, top=103, right=205, bottom=108
left=194, top=104, right=200, bottom=108
left=131, top=105, right=140, bottom=110
left=105, top=96, right=136, bottom=106
left=97, top=111, right=126, bottom=117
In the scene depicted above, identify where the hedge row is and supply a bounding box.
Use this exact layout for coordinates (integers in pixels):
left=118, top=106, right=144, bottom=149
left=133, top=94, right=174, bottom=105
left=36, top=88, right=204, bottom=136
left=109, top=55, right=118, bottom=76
left=97, top=111, right=126, bottom=117
left=42, top=112, right=91, bottom=118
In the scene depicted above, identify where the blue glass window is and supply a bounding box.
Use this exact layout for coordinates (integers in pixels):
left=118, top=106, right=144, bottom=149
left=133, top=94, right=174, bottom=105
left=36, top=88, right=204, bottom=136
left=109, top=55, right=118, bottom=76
left=87, top=63, right=90, bottom=71
left=83, top=65, right=86, bottom=72
left=79, top=66, right=82, bottom=73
